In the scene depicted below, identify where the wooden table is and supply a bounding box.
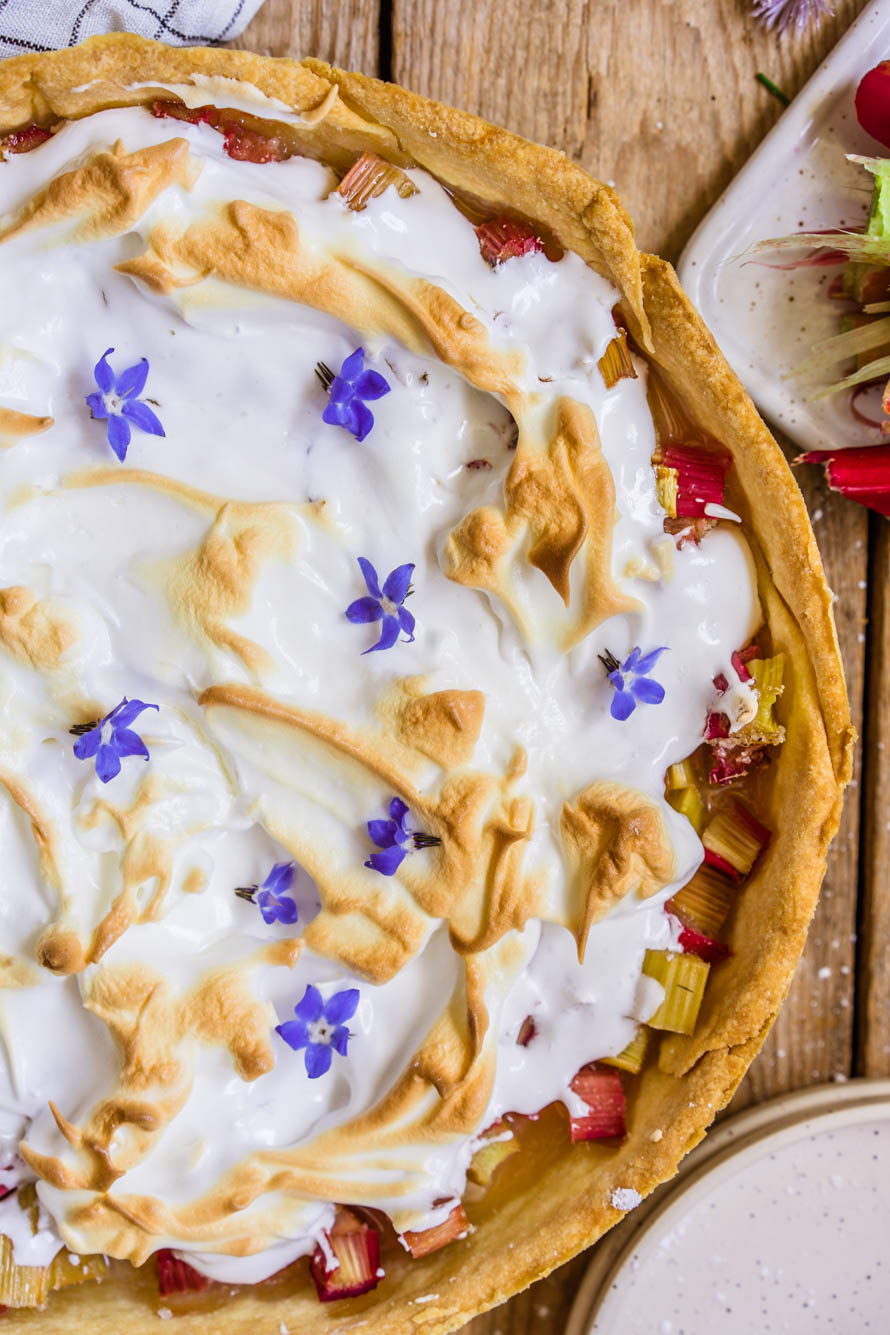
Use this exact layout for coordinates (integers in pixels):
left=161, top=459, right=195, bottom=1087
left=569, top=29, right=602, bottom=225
left=231, top=3, right=881, bottom=1330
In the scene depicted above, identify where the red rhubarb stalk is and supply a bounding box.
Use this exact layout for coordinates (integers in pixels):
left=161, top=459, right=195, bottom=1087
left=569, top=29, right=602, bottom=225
left=568, top=1064, right=626, bottom=1142
left=677, top=924, right=731, bottom=964
left=156, top=1250, right=211, bottom=1296
left=475, top=216, right=544, bottom=266
left=402, top=1203, right=468, bottom=1259
left=310, top=1209, right=381, bottom=1303
left=799, top=445, right=890, bottom=517
left=661, top=445, right=730, bottom=517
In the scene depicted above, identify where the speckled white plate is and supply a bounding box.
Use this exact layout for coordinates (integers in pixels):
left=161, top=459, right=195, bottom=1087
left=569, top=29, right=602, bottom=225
left=567, top=1080, right=890, bottom=1335
left=678, top=0, right=890, bottom=455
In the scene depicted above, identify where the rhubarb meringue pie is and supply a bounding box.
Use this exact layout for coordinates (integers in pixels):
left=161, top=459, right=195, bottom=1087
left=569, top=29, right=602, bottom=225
left=0, top=35, right=852, bottom=1334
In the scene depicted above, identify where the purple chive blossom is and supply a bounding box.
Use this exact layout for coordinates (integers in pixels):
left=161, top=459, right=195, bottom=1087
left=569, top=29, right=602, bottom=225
left=235, top=861, right=299, bottom=925
left=70, top=697, right=159, bottom=783
left=276, top=983, right=359, bottom=1078
left=317, top=347, right=390, bottom=443
left=346, top=557, right=415, bottom=654
left=365, top=796, right=441, bottom=876
left=750, top=0, right=831, bottom=33
left=599, top=646, right=668, bottom=722
left=86, top=348, right=165, bottom=462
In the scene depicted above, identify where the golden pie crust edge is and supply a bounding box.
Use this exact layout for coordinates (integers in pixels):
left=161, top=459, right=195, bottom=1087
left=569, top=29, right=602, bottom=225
left=0, top=35, right=854, bottom=1335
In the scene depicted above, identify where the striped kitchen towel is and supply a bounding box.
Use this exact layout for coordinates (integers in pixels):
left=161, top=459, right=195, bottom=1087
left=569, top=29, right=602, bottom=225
left=0, top=0, right=266, bottom=59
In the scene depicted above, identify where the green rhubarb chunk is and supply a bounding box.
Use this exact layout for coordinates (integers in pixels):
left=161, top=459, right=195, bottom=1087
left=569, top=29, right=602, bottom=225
left=467, top=1130, right=519, bottom=1186
left=602, top=1026, right=649, bottom=1075
left=643, top=950, right=710, bottom=1035
left=866, top=159, right=890, bottom=243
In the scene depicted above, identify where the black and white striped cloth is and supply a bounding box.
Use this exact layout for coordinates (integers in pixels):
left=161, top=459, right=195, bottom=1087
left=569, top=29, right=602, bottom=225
left=0, top=0, right=266, bottom=59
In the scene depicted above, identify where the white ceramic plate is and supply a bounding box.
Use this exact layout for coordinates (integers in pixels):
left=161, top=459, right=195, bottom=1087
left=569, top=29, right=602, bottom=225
left=678, top=0, right=890, bottom=455
left=567, top=1079, right=890, bottom=1335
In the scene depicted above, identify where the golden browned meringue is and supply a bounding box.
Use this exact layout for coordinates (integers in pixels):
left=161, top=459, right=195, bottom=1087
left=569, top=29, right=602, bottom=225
left=0, top=35, right=851, bottom=1335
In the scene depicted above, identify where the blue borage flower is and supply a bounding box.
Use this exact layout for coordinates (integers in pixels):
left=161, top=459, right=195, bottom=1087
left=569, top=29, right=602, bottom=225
left=235, top=861, right=298, bottom=925
left=86, top=348, right=165, bottom=462
left=599, top=646, right=668, bottom=722
left=276, top=983, right=359, bottom=1078
left=346, top=557, right=416, bottom=654
left=70, top=697, right=159, bottom=783
left=316, top=347, right=390, bottom=443
left=365, top=796, right=442, bottom=876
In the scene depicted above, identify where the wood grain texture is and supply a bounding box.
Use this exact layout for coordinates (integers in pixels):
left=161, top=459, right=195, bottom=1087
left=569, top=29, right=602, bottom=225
left=224, top=2, right=876, bottom=1330
left=859, top=516, right=890, bottom=1077
left=233, top=0, right=380, bottom=68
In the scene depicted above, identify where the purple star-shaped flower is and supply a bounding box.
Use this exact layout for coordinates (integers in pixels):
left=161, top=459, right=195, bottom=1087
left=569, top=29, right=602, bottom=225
left=320, top=347, right=390, bottom=443
left=86, top=348, right=165, bottom=462
left=346, top=557, right=415, bottom=654
left=366, top=796, right=412, bottom=876
left=365, top=796, right=441, bottom=876
left=72, top=697, right=159, bottom=783
left=276, top=983, right=360, bottom=1078
left=600, top=646, right=668, bottom=722
left=256, top=862, right=299, bottom=925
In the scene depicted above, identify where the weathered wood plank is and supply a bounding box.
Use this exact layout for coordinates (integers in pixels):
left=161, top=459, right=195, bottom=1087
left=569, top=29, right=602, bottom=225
left=858, top=516, right=890, bottom=1077
left=391, top=0, right=869, bottom=261
left=233, top=0, right=380, bottom=69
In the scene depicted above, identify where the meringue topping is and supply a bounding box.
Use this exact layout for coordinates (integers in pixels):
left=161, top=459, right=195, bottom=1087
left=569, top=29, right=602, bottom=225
left=0, top=98, right=760, bottom=1281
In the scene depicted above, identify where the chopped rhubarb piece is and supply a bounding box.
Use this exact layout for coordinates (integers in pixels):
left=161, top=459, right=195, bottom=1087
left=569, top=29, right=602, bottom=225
left=713, top=671, right=729, bottom=695
left=667, top=862, right=735, bottom=938
left=677, top=924, right=731, bottom=964
left=708, top=739, right=767, bottom=785
left=151, top=98, right=219, bottom=127
left=568, top=1064, right=626, bottom=1142
left=517, top=1015, right=536, bottom=1046
left=337, top=151, right=417, bottom=210
left=150, top=100, right=289, bottom=164
left=703, top=846, right=740, bottom=879
left=705, top=710, right=730, bottom=740
left=402, top=1203, right=468, bottom=1259
left=220, top=121, right=289, bottom=163
left=310, top=1209, right=380, bottom=1303
left=664, top=758, right=706, bottom=834
left=702, top=800, right=770, bottom=880
left=740, top=655, right=785, bottom=742
left=661, top=444, right=730, bottom=518
left=0, top=1235, right=51, bottom=1307
left=476, top=216, right=544, bottom=266
left=668, top=782, right=706, bottom=833
left=646, top=370, right=695, bottom=446
left=663, top=515, right=718, bottom=546
left=0, top=124, right=52, bottom=156
left=731, top=644, right=762, bottom=681
left=601, top=1027, right=649, bottom=1075
left=643, top=951, right=710, bottom=1034
left=665, top=759, right=697, bottom=791
left=156, top=1250, right=211, bottom=1296
left=598, top=332, right=638, bottom=389
left=655, top=464, right=678, bottom=516
left=467, top=1121, right=519, bottom=1186
left=799, top=445, right=890, bottom=517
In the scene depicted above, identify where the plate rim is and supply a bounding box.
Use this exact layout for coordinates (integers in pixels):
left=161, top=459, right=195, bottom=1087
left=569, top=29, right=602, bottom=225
left=566, top=1077, right=890, bottom=1335
left=676, top=0, right=890, bottom=455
